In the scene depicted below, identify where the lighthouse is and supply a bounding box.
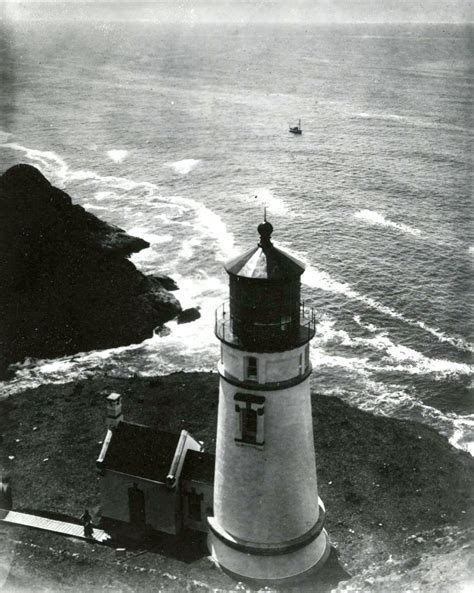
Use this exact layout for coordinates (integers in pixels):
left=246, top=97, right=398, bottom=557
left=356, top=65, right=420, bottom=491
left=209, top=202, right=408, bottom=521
left=208, top=217, right=330, bottom=584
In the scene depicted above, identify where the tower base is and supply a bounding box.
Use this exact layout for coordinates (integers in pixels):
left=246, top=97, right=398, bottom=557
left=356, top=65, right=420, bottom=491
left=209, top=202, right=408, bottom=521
left=208, top=518, right=330, bottom=585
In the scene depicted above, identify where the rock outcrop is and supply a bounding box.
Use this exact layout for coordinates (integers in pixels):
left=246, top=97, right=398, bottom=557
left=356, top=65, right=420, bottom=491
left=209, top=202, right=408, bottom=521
left=0, top=164, right=182, bottom=376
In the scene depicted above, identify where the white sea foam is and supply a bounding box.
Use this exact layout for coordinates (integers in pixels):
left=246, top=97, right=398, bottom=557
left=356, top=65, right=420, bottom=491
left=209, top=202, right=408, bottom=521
left=354, top=112, right=406, bottom=121
left=166, top=159, right=200, bottom=175
left=353, top=314, right=379, bottom=333
left=249, top=188, right=290, bottom=217
left=6, top=137, right=463, bottom=356
left=171, top=195, right=237, bottom=261
left=317, top=365, right=474, bottom=455
left=313, top=323, right=474, bottom=455
left=107, top=149, right=128, bottom=163
left=314, top=316, right=472, bottom=378
left=82, top=202, right=109, bottom=211
left=1, top=141, right=235, bottom=265
left=126, top=226, right=173, bottom=246
left=278, top=242, right=472, bottom=354
left=94, top=191, right=118, bottom=201
left=354, top=209, right=421, bottom=236
left=2, top=138, right=472, bottom=455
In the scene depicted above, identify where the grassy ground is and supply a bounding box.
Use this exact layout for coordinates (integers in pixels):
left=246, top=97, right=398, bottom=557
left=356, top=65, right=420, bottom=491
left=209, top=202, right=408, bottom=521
left=0, top=372, right=473, bottom=592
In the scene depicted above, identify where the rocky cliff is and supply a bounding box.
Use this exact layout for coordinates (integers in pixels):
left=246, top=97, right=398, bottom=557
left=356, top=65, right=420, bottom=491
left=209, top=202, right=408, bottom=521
left=0, top=164, right=182, bottom=377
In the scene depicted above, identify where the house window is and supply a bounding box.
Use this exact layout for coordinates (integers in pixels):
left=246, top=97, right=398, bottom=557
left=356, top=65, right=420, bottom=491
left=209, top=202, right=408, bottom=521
left=187, top=490, right=204, bottom=522
left=245, top=356, right=258, bottom=381
left=234, top=393, right=265, bottom=446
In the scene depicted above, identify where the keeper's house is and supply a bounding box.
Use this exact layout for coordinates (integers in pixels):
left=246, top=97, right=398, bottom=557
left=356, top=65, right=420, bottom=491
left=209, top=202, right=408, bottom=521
left=96, top=393, right=214, bottom=535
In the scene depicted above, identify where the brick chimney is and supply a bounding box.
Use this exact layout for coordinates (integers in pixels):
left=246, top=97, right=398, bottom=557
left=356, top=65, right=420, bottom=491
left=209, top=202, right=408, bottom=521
left=106, top=393, right=123, bottom=430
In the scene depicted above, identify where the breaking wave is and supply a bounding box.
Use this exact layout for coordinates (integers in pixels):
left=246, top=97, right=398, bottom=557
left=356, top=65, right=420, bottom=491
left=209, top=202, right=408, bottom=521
left=1, top=138, right=472, bottom=457
left=354, top=209, right=422, bottom=237
left=353, top=112, right=407, bottom=122
left=107, top=149, right=128, bottom=163
left=312, top=317, right=474, bottom=455
left=246, top=187, right=291, bottom=217
left=166, top=159, right=200, bottom=174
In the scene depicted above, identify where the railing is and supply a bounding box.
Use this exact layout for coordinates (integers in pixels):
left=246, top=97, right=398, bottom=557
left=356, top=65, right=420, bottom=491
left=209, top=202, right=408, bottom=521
left=215, top=301, right=316, bottom=351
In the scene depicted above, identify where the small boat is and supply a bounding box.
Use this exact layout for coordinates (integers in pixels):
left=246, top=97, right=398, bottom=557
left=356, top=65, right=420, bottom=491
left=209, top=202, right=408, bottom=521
left=289, top=119, right=302, bottom=135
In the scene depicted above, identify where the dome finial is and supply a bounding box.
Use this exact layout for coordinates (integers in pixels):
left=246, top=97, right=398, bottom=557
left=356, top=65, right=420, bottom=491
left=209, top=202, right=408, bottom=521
left=257, top=210, right=273, bottom=246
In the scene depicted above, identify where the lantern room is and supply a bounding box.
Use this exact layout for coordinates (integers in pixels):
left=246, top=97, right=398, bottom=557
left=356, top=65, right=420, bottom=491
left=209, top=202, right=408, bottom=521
left=215, top=218, right=316, bottom=352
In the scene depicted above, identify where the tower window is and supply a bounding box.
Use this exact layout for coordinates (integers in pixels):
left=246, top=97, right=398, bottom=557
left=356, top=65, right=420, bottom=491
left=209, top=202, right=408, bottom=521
left=245, top=356, right=258, bottom=380
left=305, top=344, right=310, bottom=370
left=234, top=393, right=265, bottom=446
left=299, top=353, right=303, bottom=375
left=242, top=407, right=258, bottom=442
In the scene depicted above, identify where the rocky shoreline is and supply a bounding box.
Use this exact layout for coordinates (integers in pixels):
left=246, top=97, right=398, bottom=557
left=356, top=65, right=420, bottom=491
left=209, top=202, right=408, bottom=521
left=0, top=165, right=200, bottom=379
left=0, top=372, right=473, bottom=592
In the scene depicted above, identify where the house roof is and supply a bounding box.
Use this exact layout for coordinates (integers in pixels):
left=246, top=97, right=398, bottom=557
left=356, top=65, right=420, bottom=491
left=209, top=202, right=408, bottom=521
left=103, top=422, right=180, bottom=483
left=181, top=450, right=215, bottom=484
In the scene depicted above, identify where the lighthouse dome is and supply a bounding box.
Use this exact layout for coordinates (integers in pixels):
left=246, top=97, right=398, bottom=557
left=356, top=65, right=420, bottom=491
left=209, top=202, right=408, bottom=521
left=224, top=221, right=305, bottom=280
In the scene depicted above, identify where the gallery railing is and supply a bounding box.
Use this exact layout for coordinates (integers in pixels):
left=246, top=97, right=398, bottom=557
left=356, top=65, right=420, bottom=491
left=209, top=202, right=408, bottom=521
left=215, top=301, right=316, bottom=350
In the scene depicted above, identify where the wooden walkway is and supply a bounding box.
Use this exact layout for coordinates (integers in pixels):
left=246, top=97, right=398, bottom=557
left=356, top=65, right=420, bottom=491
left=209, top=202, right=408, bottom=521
left=0, top=509, right=111, bottom=543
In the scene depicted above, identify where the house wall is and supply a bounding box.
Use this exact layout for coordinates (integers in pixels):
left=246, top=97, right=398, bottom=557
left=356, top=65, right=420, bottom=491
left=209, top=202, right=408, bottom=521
left=181, top=479, right=214, bottom=533
left=100, top=470, right=180, bottom=534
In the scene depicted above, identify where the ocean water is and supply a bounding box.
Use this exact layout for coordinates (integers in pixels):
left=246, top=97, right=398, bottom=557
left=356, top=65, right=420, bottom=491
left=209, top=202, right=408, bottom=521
left=0, top=21, right=473, bottom=453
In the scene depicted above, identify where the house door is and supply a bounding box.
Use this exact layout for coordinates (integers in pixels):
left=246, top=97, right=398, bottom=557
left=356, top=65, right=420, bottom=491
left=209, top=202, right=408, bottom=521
left=128, top=484, right=146, bottom=525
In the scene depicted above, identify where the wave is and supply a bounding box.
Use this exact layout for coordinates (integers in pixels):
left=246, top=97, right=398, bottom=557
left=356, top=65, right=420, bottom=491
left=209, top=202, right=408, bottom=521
left=1, top=274, right=226, bottom=397
left=166, top=159, right=200, bottom=175
left=1, top=137, right=472, bottom=457
left=314, top=315, right=473, bottom=379
left=302, top=265, right=473, bottom=354
left=81, top=202, right=109, bottom=211
left=354, top=209, right=421, bottom=237
left=107, top=149, right=128, bottom=163
left=353, top=112, right=407, bottom=122
left=313, top=344, right=474, bottom=455
left=0, top=141, right=236, bottom=266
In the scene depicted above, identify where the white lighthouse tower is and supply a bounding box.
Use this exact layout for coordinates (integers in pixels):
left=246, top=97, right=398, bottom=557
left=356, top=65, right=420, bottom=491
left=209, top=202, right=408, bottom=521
left=208, top=218, right=330, bottom=584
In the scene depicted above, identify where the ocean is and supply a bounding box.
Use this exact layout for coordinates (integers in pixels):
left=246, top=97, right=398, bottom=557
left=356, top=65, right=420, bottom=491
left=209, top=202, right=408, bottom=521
left=0, top=21, right=472, bottom=454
